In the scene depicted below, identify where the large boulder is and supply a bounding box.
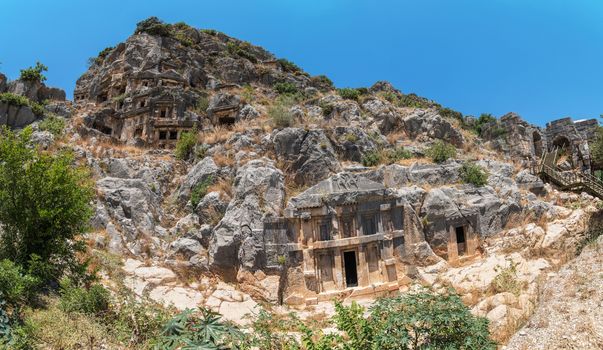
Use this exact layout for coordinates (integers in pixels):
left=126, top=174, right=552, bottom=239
left=0, top=102, right=37, bottom=128
left=329, top=126, right=379, bottom=162
left=362, top=97, right=401, bottom=134
left=177, top=157, right=220, bottom=203
left=402, top=109, right=464, bottom=146
left=208, top=159, right=285, bottom=277
left=272, top=128, right=341, bottom=186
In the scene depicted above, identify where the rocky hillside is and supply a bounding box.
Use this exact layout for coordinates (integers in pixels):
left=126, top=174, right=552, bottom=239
left=2, top=17, right=602, bottom=348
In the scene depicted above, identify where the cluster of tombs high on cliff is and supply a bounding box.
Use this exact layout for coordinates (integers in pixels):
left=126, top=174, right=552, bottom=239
left=261, top=173, right=480, bottom=304
left=481, top=112, right=600, bottom=172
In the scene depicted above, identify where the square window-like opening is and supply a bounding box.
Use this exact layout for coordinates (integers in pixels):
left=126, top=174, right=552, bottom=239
left=169, top=131, right=178, bottom=140
left=159, top=131, right=167, bottom=140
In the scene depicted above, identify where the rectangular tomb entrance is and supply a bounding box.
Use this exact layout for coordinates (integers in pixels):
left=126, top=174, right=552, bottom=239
left=343, top=250, right=358, bottom=288
left=455, top=226, right=466, bottom=256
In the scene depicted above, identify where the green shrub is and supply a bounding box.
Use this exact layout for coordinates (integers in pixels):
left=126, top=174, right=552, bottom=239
left=277, top=58, right=301, bottom=73
left=344, top=133, right=358, bottom=143
left=273, top=82, right=298, bottom=95
left=0, top=93, right=45, bottom=117
left=19, top=62, right=48, bottom=83
left=337, top=88, right=362, bottom=101
left=135, top=17, right=172, bottom=37
left=226, top=41, right=258, bottom=63
left=195, top=95, right=209, bottom=114
left=397, top=93, right=436, bottom=109
left=460, top=162, right=489, bottom=187
left=490, top=262, right=524, bottom=296
left=0, top=127, right=94, bottom=282
left=311, top=75, right=334, bottom=90
left=269, top=97, right=295, bottom=128
left=438, top=106, right=463, bottom=121
left=38, top=115, right=65, bottom=136
left=384, top=147, right=412, bottom=164
left=0, top=260, right=40, bottom=308
left=361, top=150, right=381, bottom=167
left=59, top=278, right=110, bottom=316
left=474, top=113, right=496, bottom=136
left=426, top=140, right=457, bottom=163
left=175, top=128, right=198, bottom=161
left=190, top=176, right=213, bottom=208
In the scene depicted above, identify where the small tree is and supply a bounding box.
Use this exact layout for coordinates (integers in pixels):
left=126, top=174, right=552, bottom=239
left=0, top=127, right=93, bottom=282
left=337, top=88, right=362, bottom=101
left=590, top=125, right=603, bottom=169
left=19, top=62, right=48, bottom=83
left=460, top=162, right=489, bottom=187
left=426, top=140, right=457, bottom=163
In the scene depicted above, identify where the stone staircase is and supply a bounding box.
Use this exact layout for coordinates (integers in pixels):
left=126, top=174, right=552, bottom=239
left=534, top=148, right=603, bottom=199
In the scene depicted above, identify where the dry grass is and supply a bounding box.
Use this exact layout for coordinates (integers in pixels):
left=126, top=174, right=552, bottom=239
left=386, top=131, right=406, bottom=145
left=212, top=153, right=235, bottom=167
left=199, top=125, right=233, bottom=145
left=207, top=178, right=234, bottom=199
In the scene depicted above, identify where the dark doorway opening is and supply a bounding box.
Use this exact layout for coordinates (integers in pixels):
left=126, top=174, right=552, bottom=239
left=455, top=226, right=466, bottom=256
left=532, top=131, right=543, bottom=158
left=343, top=251, right=358, bottom=287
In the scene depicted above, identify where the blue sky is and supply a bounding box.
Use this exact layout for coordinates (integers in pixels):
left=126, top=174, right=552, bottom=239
left=1, top=0, right=602, bottom=126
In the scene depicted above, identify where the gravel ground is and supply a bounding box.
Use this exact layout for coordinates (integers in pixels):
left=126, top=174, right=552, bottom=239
left=505, top=235, right=603, bottom=350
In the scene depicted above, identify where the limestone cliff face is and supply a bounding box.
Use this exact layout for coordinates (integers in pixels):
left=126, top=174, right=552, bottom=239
left=29, top=17, right=598, bottom=341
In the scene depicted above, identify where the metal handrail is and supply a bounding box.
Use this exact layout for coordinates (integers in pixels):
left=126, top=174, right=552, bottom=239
left=536, top=152, right=603, bottom=199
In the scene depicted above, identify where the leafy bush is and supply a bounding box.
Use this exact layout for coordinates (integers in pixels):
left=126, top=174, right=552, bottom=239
left=190, top=176, right=213, bottom=208
left=277, top=58, right=301, bottom=73
left=311, top=75, right=334, bottom=90
left=19, top=62, right=48, bottom=83
left=274, top=82, right=299, bottom=95
left=269, top=97, right=295, bottom=128
left=474, top=113, right=496, bottom=136
left=175, top=128, right=198, bottom=161
left=38, top=115, right=65, bottom=136
left=426, top=140, right=457, bottom=163
left=438, top=106, right=463, bottom=121
left=226, top=41, right=258, bottom=63
left=297, top=290, right=496, bottom=350
left=337, top=88, right=362, bottom=101
left=319, top=101, right=334, bottom=116
left=135, top=17, right=172, bottom=36
left=58, top=278, right=110, bottom=317
left=460, top=162, right=489, bottom=187
left=156, top=308, right=244, bottom=349
left=362, top=150, right=381, bottom=167
left=0, top=127, right=94, bottom=282
left=0, top=260, right=40, bottom=308
left=0, top=93, right=45, bottom=117
left=384, top=147, right=413, bottom=164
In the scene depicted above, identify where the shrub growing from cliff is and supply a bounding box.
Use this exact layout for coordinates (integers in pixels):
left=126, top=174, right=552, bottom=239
left=175, top=128, right=198, bottom=161
left=0, top=127, right=94, bottom=282
left=426, top=140, right=457, bottom=163
left=19, top=62, right=48, bottom=83
left=38, top=115, right=65, bottom=136
left=274, top=82, right=299, bottom=95
left=269, top=96, right=295, bottom=128
left=460, top=162, right=489, bottom=187
left=0, top=93, right=45, bottom=117
left=337, top=88, right=363, bottom=101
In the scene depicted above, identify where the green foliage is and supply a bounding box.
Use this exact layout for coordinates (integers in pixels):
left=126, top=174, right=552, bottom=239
left=460, top=162, right=489, bottom=187
left=227, top=41, right=259, bottom=63
left=362, top=150, right=381, bottom=167
left=190, top=176, right=213, bottom=208
left=0, top=260, right=40, bottom=308
left=243, top=309, right=301, bottom=350
left=426, top=140, right=457, bottom=163
left=241, top=84, right=255, bottom=103
left=344, top=133, right=358, bottom=143
left=590, top=126, right=603, bottom=168
left=337, top=88, right=363, bottom=101
left=19, top=62, right=48, bottom=83
left=0, top=127, right=94, bottom=282
left=38, top=115, right=65, bottom=136
left=269, top=96, right=296, bottom=128
left=58, top=278, right=110, bottom=317
left=274, top=82, right=299, bottom=95
left=438, top=106, right=463, bottom=121
left=298, top=291, right=495, bottom=350
left=278, top=58, right=301, bottom=73
left=201, top=29, right=219, bottom=36
left=155, top=308, right=244, bottom=350
left=135, top=16, right=172, bottom=36
left=384, top=147, right=413, bottom=164
left=474, top=113, right=496, bottom=136
left=310, top=75, right=334, bottom=90
left=0, top=92, right=46, bottom=117
left=175, top=128, right=198, bottom=161
left=196, top=95, right=210, bottom=114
